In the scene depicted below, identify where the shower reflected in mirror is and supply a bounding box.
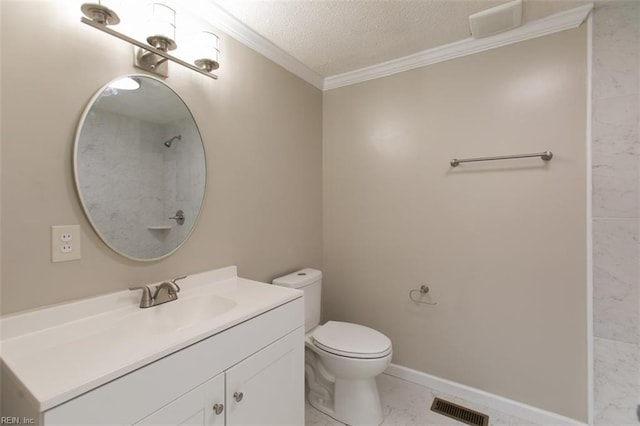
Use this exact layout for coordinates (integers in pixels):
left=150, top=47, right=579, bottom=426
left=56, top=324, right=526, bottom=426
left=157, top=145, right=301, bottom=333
left=74, top=75, right=206, bottom=261
left=163, top=134, right=182, bottom=148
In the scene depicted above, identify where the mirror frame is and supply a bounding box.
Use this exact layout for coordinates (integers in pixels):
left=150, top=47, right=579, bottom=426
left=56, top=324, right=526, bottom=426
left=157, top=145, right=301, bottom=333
left=73, top=74, right=207, bottom=262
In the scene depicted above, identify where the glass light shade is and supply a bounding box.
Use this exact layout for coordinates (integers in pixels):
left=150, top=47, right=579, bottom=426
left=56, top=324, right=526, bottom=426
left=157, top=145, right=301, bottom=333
left=194, top=31, right=220, bottom=71
left=146, top=3, right=177, bottom=50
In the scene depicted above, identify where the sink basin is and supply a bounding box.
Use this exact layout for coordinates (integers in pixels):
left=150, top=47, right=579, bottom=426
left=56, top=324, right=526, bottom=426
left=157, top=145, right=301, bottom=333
left=116, top=294, right=238, bottom=335
left=149, top=294, right=238, bottom=333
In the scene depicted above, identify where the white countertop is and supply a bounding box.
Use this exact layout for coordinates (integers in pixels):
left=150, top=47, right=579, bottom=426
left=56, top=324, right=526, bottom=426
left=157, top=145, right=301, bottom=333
left=0, top=266, right=302, bottom=412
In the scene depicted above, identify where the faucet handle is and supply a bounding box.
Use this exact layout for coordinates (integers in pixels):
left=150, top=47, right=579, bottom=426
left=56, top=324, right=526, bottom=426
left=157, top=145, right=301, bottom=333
left=169, top=275, right=187, bottom=291
left=129, top=285, right=153, bottom=308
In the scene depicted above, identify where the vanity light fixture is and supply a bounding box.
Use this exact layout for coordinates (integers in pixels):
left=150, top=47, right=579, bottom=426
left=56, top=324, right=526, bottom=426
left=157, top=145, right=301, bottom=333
left=80, top=2, right=219, bottom=80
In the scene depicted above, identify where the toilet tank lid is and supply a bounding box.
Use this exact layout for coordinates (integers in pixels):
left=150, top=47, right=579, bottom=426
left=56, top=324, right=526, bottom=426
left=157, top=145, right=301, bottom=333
left=272, top=268, right=322, bottom=288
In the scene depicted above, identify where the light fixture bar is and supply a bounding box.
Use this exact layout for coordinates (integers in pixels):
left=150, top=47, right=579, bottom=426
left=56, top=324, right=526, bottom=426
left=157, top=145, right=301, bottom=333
left=81, top=17, right=218, bottom=80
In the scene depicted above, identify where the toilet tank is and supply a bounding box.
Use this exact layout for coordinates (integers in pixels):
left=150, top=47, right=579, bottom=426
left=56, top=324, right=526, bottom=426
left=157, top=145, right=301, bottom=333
left=272, top=268, right=321, bottom=332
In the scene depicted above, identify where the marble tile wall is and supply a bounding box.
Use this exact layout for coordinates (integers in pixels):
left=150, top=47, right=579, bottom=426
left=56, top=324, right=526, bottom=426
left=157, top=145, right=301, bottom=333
left=592, top=1, right=640, bottom=424
left=79, top=110, right=166, bottom=258
left=163, top=117, right=206, bottom=251
left=78, top=110, right=200, bottom=259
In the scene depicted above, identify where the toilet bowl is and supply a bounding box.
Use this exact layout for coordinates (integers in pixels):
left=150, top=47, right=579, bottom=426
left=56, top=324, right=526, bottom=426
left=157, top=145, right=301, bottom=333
left=272, top=269, right=392, bottom=426
left=305, top=321, right=392, bottom=425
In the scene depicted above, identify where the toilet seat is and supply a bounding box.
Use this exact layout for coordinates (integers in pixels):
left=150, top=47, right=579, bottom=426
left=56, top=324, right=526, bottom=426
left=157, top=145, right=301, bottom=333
left=312, top=321, right=392, bottom=359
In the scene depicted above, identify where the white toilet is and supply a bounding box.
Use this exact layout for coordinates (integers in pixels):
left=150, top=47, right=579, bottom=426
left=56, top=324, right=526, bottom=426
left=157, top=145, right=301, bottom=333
left=273, top=268, right=392, bottom=426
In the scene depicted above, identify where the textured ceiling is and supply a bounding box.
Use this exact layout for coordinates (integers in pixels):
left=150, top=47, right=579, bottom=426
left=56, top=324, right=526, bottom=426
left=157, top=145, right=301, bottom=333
left=212, top=0, right=590, bottom=77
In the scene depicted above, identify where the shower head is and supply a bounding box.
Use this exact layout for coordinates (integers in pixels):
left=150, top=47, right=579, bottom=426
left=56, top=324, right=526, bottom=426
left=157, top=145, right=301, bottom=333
left=163, top=134, right=182, bottom=148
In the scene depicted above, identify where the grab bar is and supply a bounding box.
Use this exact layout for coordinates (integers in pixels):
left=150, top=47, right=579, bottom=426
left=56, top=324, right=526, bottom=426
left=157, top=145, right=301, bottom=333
left=450, top=151, right=553, bottom=167
left=409, top=285, right=437, bottom=306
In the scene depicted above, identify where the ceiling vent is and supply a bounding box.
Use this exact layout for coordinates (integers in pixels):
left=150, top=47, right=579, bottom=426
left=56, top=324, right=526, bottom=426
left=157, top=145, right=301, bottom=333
left=469, top=0, right=522, bottom=39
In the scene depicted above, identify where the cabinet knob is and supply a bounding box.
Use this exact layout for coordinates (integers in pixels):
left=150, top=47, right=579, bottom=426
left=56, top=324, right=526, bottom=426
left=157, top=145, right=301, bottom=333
left=212, top=403, right=224, bottom=415
left=233, top=391, right=244, bottom=402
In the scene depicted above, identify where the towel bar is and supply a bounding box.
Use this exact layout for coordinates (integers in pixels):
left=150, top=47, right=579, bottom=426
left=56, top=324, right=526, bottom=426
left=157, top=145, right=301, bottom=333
left=450, top=151, right=553, bottom=167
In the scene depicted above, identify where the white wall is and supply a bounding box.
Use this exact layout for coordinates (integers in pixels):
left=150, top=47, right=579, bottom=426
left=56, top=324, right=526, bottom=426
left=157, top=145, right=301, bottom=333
left=323, top=27, right=588, bottom=421
left=0, top=0, right=323, bottom=314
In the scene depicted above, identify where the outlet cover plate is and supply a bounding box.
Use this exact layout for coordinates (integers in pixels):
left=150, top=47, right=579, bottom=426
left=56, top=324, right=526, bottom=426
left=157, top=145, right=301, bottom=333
left=51, top=225, right=81, bottom=262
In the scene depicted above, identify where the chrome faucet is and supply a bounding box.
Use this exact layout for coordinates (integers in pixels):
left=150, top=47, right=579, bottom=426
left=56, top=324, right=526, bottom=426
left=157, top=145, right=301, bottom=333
left=129, top=275, right=186, bottom=308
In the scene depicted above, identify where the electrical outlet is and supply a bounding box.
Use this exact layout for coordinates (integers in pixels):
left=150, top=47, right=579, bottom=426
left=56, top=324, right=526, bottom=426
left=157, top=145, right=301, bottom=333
left=51, top=225, right=81, bottom=262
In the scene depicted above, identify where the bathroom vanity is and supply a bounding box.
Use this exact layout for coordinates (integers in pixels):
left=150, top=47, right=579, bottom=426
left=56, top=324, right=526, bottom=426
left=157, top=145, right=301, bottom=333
left=0, top=266, right=304, bottom=425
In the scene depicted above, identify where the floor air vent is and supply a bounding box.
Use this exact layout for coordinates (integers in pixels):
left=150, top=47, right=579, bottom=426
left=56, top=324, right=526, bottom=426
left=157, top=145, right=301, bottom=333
left=430, top=397, right=489, bottom=426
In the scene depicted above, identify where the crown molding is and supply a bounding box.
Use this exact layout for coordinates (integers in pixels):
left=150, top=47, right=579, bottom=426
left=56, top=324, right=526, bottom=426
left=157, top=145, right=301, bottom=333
left=194, top=1, right=325, bottom=90
left=323, top=3, right=593, bottom=91
left=194, top=2, right=592, bottom=92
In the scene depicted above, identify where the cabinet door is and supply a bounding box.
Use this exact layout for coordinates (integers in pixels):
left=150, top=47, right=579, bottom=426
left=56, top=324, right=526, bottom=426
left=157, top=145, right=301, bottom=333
left=225, top=327, right=304, bottom=426
left=135, top=373, right=225, bottom=426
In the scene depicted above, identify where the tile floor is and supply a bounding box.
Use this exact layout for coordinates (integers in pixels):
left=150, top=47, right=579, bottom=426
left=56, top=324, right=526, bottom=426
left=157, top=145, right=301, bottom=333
left=305, top=374, right=538, bottom=426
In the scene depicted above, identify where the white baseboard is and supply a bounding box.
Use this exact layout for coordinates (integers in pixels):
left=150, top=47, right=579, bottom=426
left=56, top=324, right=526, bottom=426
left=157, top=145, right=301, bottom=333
left=384, top=363, right=587, bottom=426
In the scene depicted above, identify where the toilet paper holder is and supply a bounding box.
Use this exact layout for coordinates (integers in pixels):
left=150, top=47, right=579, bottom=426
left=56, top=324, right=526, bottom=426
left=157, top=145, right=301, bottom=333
left=409, top=285, right=437, bottom=306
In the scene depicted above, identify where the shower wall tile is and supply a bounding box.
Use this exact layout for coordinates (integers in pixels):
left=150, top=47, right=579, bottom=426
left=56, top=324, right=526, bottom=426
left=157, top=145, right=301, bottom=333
left=162, top=117, right=206, bottom=250
left=594, top=337, right=640, bottom=425
left=593, top=218, right=640, bottom=343
left=592, top=3, right=639, bottom=100
left=79, top=110, right=173, bottom=259
left=592, top=66, right=639, bottom=100
left=591, top=1, right=640, bottom=220
left=593, top=95, right=639, bottom=128
left=592, top=1, right=640, bottom=53
left=592, top=2, right=640, bottom=424
left=592, top=118, right=640, bottom=218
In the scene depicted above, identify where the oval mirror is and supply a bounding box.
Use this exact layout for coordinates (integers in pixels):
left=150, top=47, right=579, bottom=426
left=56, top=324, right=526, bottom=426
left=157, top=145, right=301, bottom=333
left=74, top=75, right=206, bottom=261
